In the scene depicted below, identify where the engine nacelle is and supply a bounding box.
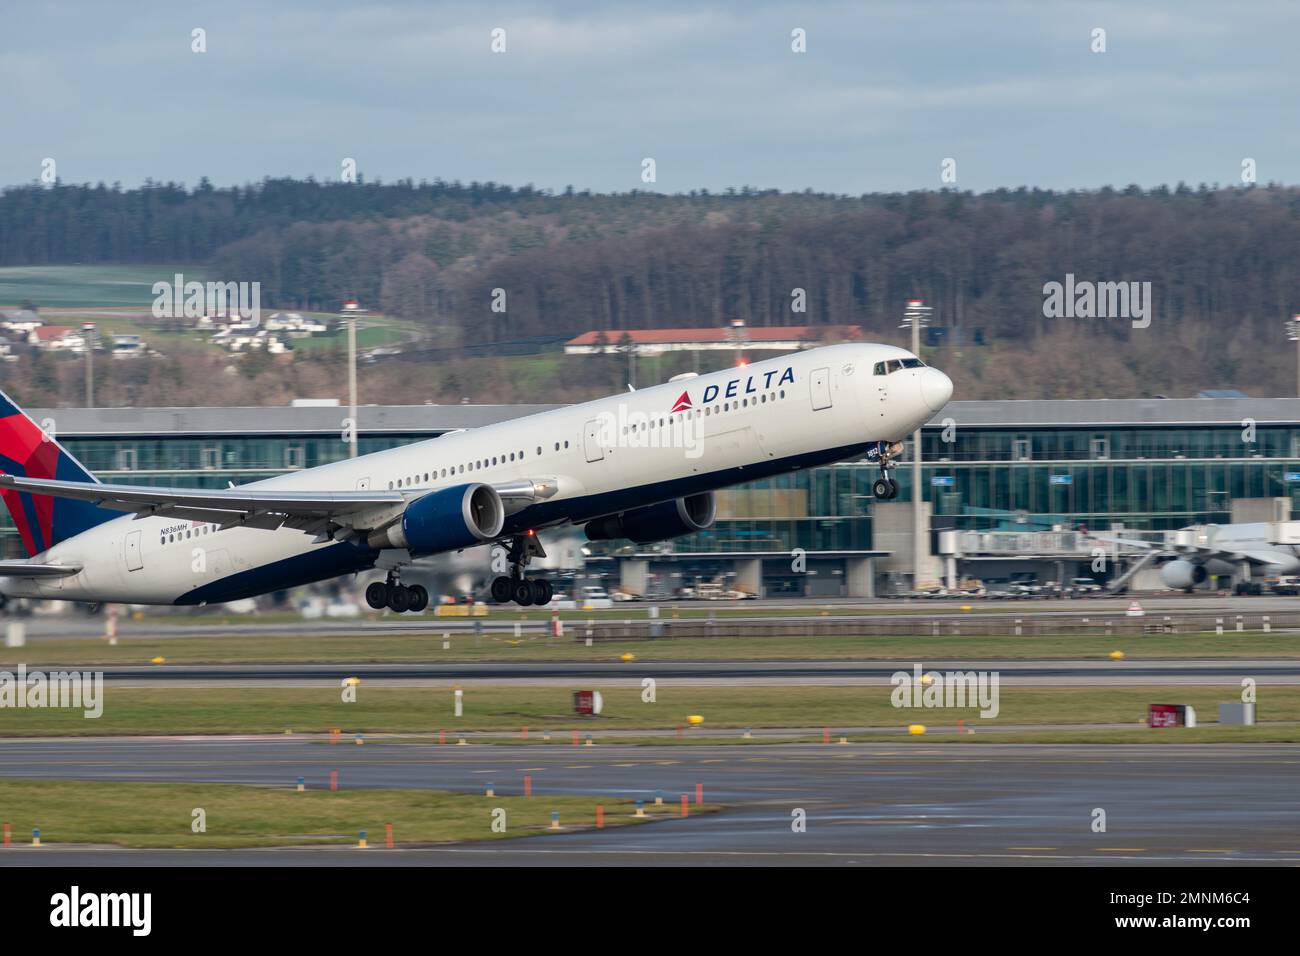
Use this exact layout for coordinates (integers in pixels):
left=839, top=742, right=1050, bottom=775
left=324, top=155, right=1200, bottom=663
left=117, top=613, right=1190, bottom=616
left=584, top=493, right=716, bottom=545
left=367, top=483, right=504, bottom=554
left=1161, top=559, right=1207, bottom=590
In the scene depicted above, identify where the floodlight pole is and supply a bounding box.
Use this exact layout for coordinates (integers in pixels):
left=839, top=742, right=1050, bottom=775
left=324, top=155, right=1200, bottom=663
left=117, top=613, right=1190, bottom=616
left=83, top=323, right=96, bottom=408
left=901, top=300, right=932, bottom=590
left=1287, top=317, right=1300, bottom=398
left=341, top=300, right=368, bottom=459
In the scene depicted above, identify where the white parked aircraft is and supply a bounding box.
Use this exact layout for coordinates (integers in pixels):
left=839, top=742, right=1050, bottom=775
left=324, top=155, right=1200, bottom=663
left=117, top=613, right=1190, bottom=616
left=1098, top=523, right=1300, bottom=594
left=0, top=343, right=951, bottom=610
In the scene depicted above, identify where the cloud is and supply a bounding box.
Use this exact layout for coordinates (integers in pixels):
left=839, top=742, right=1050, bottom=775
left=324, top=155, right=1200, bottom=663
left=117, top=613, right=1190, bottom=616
left=1, top=0, right=1297, bottom=193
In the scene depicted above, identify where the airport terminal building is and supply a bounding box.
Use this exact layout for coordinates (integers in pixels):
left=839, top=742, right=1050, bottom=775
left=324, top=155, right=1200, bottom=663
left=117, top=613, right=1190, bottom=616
left=8, top=396, right=1300, bottom=596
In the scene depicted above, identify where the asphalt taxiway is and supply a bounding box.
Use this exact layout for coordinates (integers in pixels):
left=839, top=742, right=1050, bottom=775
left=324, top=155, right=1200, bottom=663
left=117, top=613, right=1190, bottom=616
left=0, top=738, right=1297, bottom=866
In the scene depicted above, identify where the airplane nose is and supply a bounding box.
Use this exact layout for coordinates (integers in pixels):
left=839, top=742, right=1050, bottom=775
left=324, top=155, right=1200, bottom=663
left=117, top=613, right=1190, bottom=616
left=920, top=367, right=953, bottom=412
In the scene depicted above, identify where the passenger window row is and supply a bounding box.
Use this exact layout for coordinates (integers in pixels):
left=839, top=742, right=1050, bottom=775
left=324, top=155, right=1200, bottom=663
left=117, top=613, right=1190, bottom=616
left=620, top=389, right=788, bottom=434
left=386, top=441, right=569, bottom=490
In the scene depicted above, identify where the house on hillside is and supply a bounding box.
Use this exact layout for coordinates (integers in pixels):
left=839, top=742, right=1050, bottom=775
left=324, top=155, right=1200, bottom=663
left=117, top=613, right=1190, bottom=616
left=0, top=309, right=42, bottom=335
left=28, top=325, right=86, bottom=351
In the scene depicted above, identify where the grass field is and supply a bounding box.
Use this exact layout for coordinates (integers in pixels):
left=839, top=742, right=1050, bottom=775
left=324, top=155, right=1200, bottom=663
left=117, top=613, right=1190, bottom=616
left=0, top=779, right=686, bottom=848
left=5, top=627, right=1296, bottom=667
left=0, top=265, right=205, bottom=309
left=0, top=263, right=418, bottom=354
left=0, top=684, right=1288, bottom=737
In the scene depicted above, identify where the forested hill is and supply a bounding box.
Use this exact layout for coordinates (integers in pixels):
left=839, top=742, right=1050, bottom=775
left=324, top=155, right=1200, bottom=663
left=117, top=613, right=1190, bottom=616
left=3, top=177, right=1300, bottom=397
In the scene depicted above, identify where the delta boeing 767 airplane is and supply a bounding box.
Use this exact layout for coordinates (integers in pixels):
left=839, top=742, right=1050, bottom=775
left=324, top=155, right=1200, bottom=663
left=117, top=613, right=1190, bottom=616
left=0, top=343, right=951, bottom=611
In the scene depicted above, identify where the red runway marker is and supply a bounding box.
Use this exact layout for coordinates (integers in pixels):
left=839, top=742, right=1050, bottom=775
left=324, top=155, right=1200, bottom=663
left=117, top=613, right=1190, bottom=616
left=676, top=725, right=684, bottom=739
left=2, top=822, right=9, bottom=848
left=680, top=794, right=689, bottom=817
left=596, top=805, right=604, bottom=829
left=329, top=770, right=338, bottom=792
left=439, top=729, right=446, bottom=745
left=385, top=823, right=394, bottom=849
left=823, top=726, right=830, bottom=744
left=572, top=730, right=579, bottom=747
left=522, top=725, right=529, bottom=740
left=695, top=783, right=703, bottom=806
left=524, top=775, right=533, bottom=797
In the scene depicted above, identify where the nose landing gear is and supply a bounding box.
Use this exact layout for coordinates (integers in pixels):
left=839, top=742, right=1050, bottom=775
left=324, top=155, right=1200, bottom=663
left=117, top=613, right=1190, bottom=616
left=871, top=442, right=902, bottom=500
left=490, top=533, right=553, bottom=606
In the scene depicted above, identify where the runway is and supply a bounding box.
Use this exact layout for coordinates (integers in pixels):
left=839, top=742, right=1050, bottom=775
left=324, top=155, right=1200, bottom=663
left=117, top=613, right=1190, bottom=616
left=0, top=738, right=1296, bottom=866
left=68, top=658, right=1300, bottom=686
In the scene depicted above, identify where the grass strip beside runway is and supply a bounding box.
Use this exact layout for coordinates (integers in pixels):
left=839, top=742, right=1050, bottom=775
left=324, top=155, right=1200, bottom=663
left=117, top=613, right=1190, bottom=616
left=0, top=685, right=1293, bottom=737
left=4, top=629, right=1299, bottom=665
left=0, top=779, right=681, bottom=848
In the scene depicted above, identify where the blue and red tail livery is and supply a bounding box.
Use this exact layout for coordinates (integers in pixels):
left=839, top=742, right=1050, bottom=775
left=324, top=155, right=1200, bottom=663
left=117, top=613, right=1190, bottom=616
left=0, top=390, right=115, bottom=556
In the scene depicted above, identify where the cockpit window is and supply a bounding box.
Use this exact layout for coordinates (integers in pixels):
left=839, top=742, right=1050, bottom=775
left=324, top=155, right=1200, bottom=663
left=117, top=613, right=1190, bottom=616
left=873, top=358, right=927, bottom=375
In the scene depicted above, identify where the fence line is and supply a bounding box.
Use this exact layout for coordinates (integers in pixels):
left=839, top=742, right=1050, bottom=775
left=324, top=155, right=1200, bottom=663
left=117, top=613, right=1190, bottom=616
left=563, top=612, right=1293, bottom=642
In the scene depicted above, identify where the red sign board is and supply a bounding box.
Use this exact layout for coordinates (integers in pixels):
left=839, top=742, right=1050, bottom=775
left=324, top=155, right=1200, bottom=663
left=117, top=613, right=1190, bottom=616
left=1149, top=704, right=1186, bottom=727
left=573, top=691, right=594, bottom=716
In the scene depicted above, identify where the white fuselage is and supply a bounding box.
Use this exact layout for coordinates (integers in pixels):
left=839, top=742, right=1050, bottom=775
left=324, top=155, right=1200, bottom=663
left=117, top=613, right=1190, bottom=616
left=3, top=343, right=949, bottom=605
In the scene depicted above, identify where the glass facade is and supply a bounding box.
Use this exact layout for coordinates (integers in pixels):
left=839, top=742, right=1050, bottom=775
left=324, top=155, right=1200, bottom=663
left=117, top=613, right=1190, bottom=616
left=4, top=412, right=1298, bottom=558
left=677, top=421, right=1300, bottom=553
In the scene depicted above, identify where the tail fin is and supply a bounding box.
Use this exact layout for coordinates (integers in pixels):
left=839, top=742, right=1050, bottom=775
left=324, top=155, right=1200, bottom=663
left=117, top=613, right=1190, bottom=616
left=0, top=390, right=116, bottom=556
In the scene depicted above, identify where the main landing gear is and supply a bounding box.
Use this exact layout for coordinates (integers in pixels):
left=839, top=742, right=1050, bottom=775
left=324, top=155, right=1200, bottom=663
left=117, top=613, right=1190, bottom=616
left=490, top=533, right=553, bottom=606
left=365, top=572, right=429, bottom=613
left=872, top=445, right=901, bottom=500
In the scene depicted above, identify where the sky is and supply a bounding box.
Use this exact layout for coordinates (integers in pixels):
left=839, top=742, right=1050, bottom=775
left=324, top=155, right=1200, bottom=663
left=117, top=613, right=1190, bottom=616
left=1, top=0, right=1297, bottom=195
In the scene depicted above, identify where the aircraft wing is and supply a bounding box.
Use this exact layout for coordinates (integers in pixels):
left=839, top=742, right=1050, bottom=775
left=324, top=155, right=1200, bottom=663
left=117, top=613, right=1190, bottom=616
left=1090, top=533, right=1212, bottom=556
left=1091, top=533, right=1292, bottom=568
left=1226, top=549, right=1295, bottom=568
left=0, top=474, right=406, bottom=533
left=0, top=562, right=82, bottom=577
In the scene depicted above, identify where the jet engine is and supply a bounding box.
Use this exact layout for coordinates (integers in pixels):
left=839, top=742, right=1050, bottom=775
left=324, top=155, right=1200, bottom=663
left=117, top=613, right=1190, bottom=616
left=1160, top=559, right=1207, bottom=591
left=367, top=483, right=504, bottom=554
left=584, top=492, right=716, bottom=545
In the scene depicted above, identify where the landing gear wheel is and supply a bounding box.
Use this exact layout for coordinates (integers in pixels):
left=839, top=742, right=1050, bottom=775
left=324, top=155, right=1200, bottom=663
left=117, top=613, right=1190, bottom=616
left=512, top=580, right=534, bottom=606
left=887, top=477, right=900, bottom=499
left=490, top=576, right=514, bottom=603
left=387, top=585, right=411, bottom=613
left=872, top=477, right=892, bottom=500
left=365, top=582, right=389, bottom=610
left=528, top=578, right=553, bottom=606
left=406, top=584, right=429, bottom=613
